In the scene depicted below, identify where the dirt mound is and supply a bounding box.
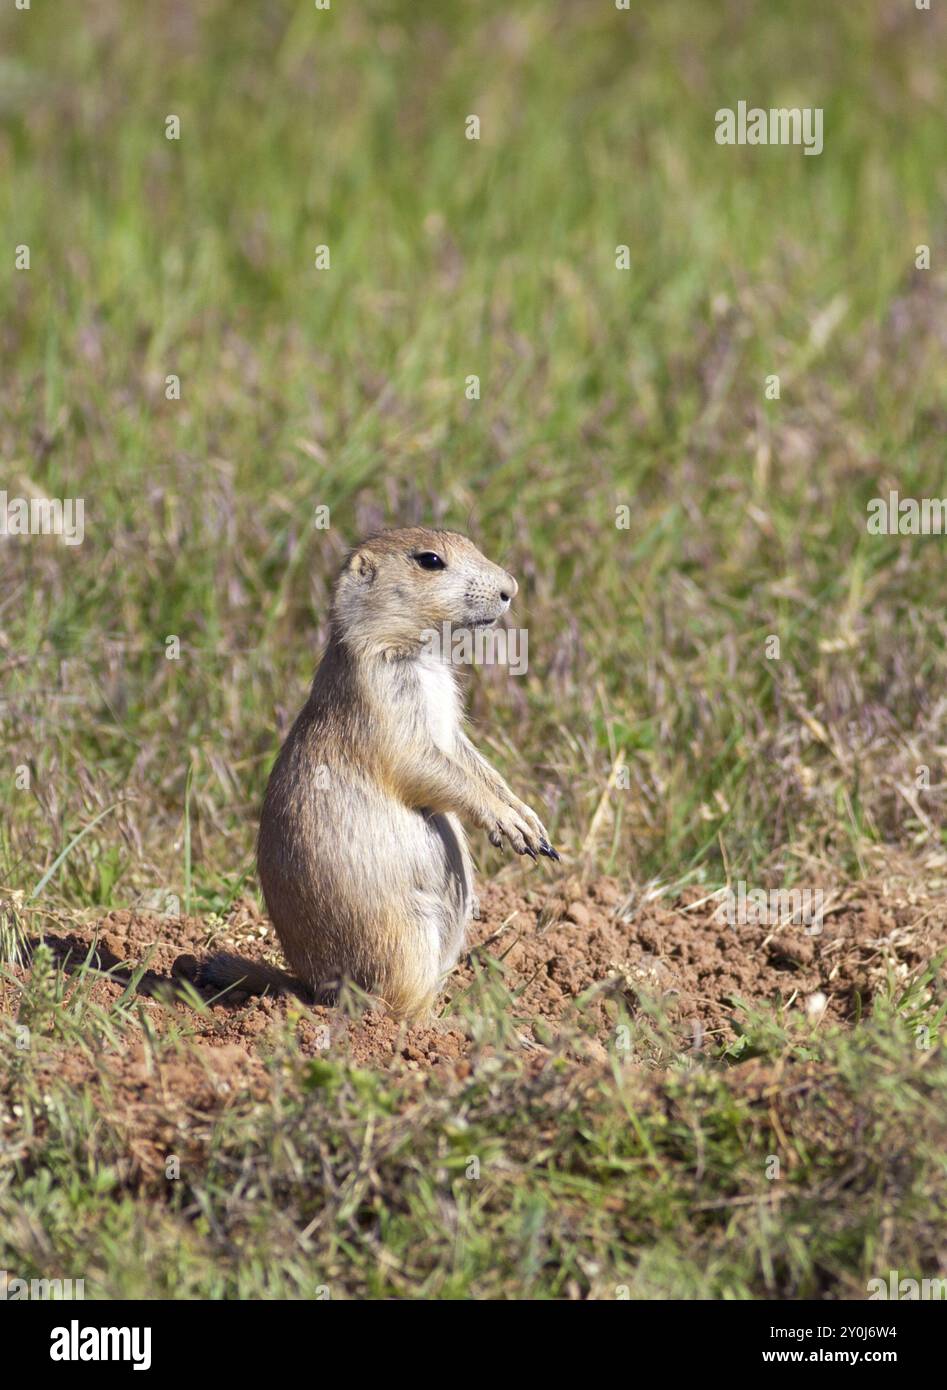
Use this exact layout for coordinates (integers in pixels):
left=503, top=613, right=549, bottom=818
left=8, top=872, right=945, bottom=1083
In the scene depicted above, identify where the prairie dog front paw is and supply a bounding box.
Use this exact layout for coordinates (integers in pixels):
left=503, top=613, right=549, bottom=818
left=506, top=797, right=561, bottom=861
left=485, top=800, right=559, bottom=860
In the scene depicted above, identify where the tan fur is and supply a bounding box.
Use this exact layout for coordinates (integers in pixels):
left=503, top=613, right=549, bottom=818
left=206, top=528, right=558, bottom=1019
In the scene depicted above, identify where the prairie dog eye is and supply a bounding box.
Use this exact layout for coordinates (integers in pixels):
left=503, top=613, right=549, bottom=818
left=413, top=552, right=446, bottom=571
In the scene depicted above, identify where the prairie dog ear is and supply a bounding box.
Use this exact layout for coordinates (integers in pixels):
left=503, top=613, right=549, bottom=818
left=345, top=548, right=377, bottom=584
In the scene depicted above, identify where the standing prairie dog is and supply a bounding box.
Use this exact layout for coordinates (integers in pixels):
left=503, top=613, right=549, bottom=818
left=203, top=527, right=558, bottom=1019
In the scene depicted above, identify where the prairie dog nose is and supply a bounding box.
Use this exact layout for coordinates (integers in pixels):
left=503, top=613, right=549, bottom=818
left=499, top=573, right=518, bottom=604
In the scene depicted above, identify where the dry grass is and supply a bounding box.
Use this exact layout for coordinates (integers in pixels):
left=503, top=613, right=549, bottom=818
left=1, top=0, right=946, bottom=1300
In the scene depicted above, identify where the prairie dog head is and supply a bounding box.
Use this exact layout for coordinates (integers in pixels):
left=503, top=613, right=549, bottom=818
left=332, top=527, right=518, bottom=659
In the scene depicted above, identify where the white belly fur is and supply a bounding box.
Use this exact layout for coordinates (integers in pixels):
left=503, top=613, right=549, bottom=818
left=415, top=655, right=459, bottom=753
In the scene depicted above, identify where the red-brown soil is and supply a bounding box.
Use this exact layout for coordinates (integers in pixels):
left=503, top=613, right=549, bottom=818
left=4, top=872, right=944, bottom=1183
left=7, top=871, right=945, bottom=1076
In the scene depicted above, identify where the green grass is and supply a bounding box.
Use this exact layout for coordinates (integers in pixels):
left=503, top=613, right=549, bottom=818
left=1, top=0, right=946, bottom=1299
left=2, top=0, right=946, bottom=898
left=2, top=946, right=945, bottom=1300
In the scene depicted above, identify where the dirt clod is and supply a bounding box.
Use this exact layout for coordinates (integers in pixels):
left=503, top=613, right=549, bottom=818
left=6, top=873, right=944, bottom=1083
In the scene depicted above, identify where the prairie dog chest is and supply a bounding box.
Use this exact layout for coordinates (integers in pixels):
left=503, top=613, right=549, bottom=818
left=415, top=656, right=460, bottom=753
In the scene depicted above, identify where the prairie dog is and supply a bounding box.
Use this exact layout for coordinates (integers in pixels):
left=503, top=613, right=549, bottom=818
left=203, top=528, right=558, bottom=1019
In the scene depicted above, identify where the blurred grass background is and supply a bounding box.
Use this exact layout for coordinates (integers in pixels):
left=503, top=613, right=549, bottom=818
left=3, top=0, right=947, bottom=1307
left=2, top=0, right=946, bottom=906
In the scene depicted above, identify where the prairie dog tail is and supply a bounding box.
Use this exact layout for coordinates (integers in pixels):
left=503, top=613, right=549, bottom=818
left=196, top=952, right=311, bottom=1002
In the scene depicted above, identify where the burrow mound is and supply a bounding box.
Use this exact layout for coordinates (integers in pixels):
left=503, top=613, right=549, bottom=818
left=6, top=873, right=945, bottom=1077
